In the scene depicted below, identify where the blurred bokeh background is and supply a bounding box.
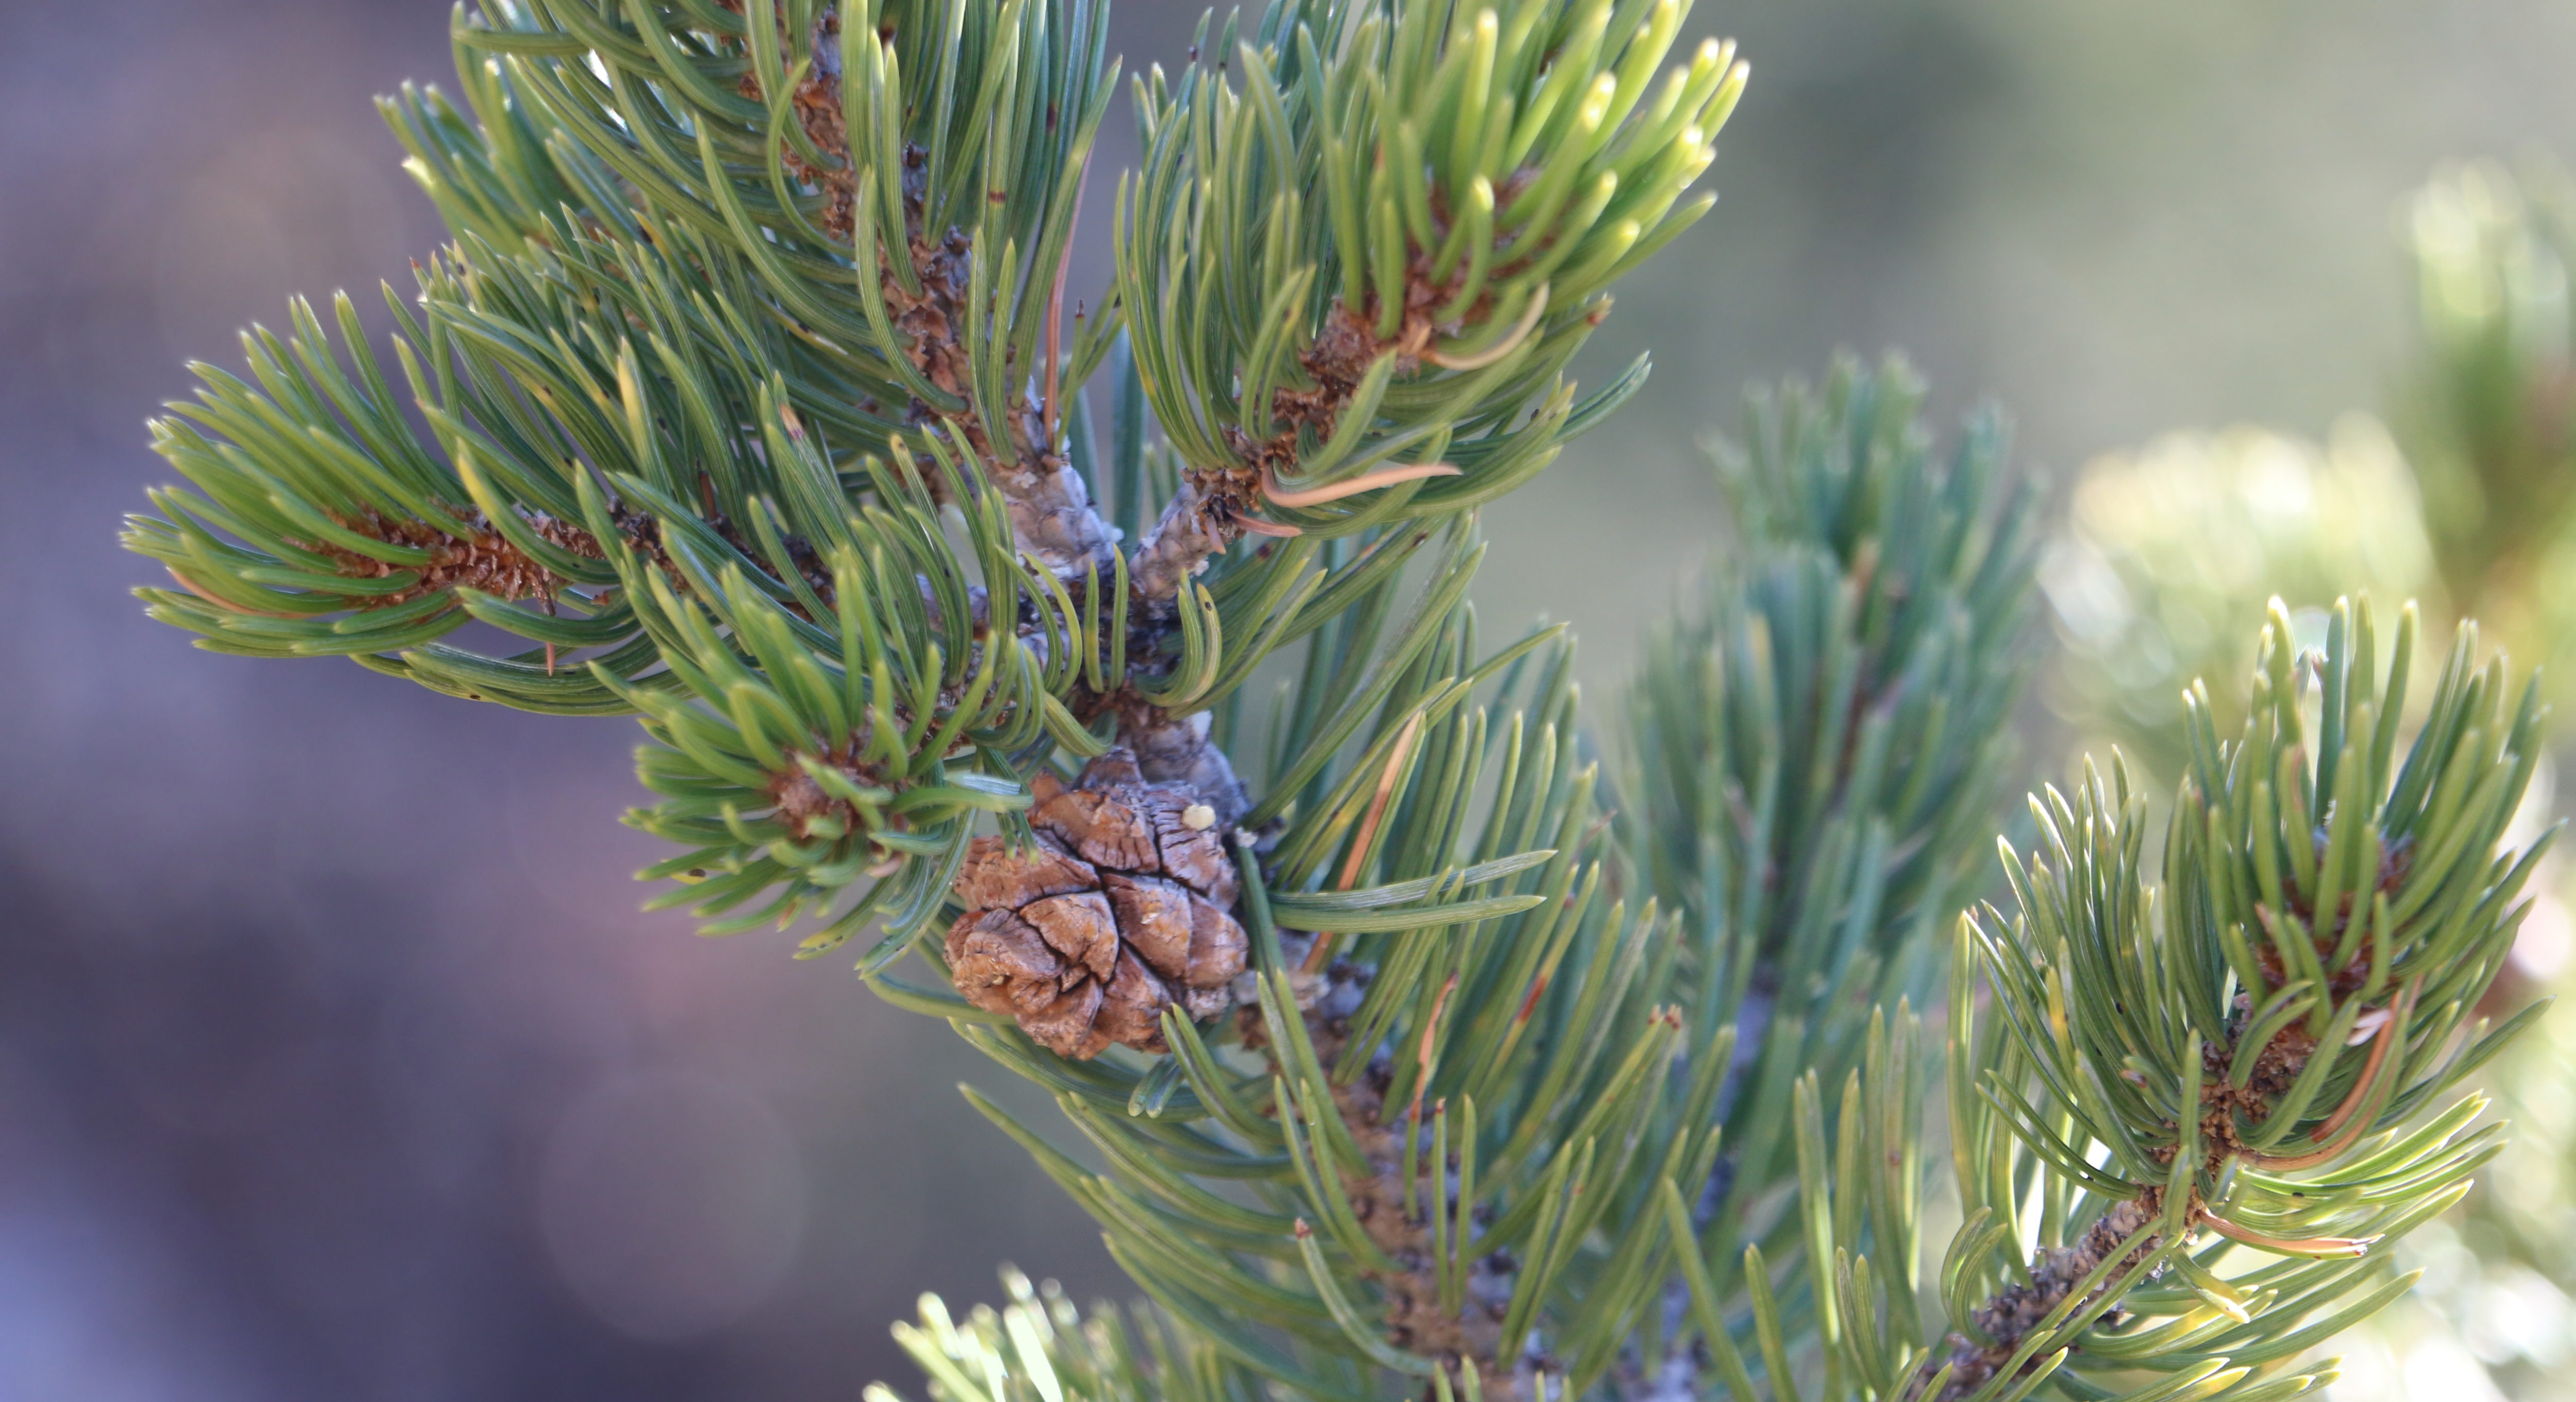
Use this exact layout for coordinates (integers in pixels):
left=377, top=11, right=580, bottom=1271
left=7, top=2, right=2576, bottom=1398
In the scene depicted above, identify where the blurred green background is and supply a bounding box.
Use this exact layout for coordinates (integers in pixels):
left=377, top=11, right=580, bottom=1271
left=4, top=2, right=2573, bottom=1398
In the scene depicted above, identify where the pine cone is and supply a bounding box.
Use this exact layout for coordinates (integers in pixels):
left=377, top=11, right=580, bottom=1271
left=945, top=749, right=1250, bottom=1058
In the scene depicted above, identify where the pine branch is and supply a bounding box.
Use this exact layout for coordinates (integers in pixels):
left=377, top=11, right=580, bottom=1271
left=114, top=3, right=2548, bottom=1400
left=125, top=0, right=1733, bottom=969
left=1801, top=600, right=2549, bottom=1402
left=1613, top=357, right=2040, bottom=1393
left=1110, top=0, right=1741, bottom=588
left=2040, top=157, right=2576, bottom=1400
left=857, top=360, right=2032, bottom=1402
left=868, top=591, right=2544, bottom=1402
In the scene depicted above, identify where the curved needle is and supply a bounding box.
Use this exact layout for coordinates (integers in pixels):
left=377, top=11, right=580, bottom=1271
left=2203, top=1216, right=2377, bottom=1258
left=170, top=567, right=305, bottom=620
left=1422, top=281, right=1550, bottom=370
left=2310, top=982, right=2415, bottom=1144
left=1233, top=513, right=1303, bottom=537
left=2241, top=979, right=2417, bottom=1172
left=1042, top=166, right=1088, bottom=443
left=1263, top=461, right=1462, bottom=508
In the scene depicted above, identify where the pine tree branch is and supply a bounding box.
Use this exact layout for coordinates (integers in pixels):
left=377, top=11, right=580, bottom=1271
left=1613, top=357, right=2040, bottom=1396
left=722, top=2, right=1124, bottom=580
left=1132, top=481, right=1233, bottom=601
left=129, top=4, right=2547, bottom=1399
left=1888, top=599, right=2550, bottom=1401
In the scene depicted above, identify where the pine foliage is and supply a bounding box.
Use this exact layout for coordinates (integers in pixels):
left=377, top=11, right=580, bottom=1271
left=114, top=2, right=2556, bottom=1400
left=2046, top=158, right=2576, bottom=1396
left=1618, top=358, right=2040, bottom=1377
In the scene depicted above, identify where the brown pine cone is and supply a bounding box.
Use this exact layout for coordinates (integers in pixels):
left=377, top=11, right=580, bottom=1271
left=945, top=749, right=1250, bottom=1058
